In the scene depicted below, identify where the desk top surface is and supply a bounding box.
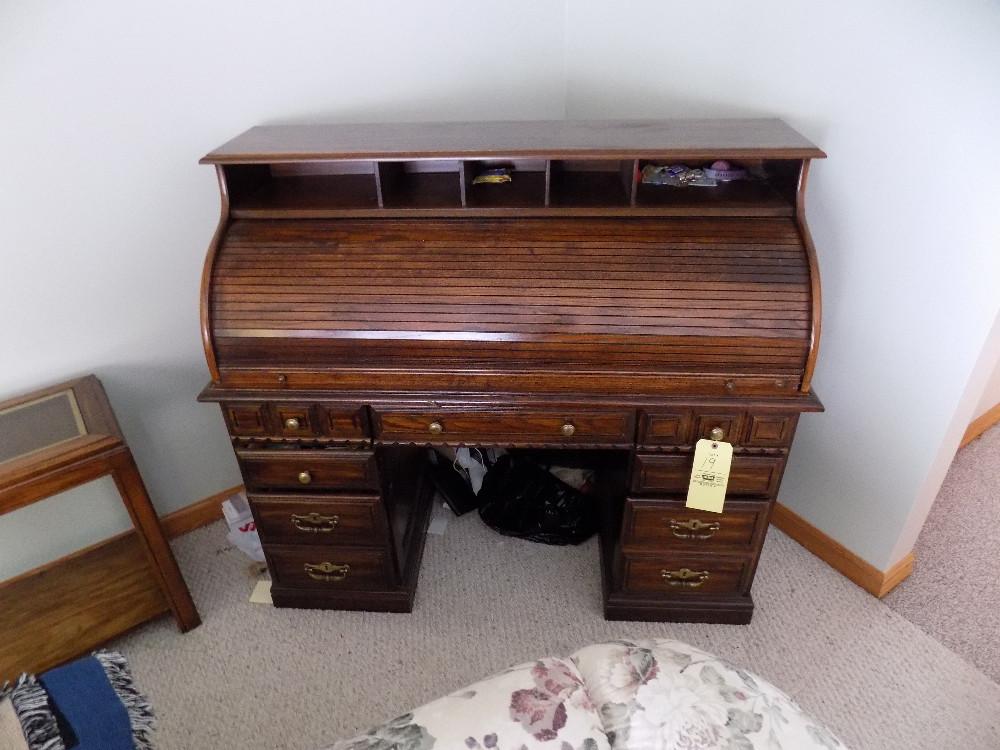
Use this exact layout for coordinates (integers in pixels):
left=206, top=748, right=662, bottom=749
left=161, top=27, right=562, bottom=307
left=202, top=119, right=826, bottom=164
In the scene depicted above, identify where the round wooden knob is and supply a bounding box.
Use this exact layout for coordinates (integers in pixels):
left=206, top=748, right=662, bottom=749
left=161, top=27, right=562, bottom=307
left=709, top=427, right=725, bottom=442
left=428, top=421, right=444, bottom=435
left=561, top=422, right=576, bottom=437
left=284, top=417, right=301, bottom=430
left=297, top=470, right=312, bottom=485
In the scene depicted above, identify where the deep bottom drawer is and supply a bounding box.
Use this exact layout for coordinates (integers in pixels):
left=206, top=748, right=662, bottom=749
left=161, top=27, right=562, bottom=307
left=250, top=494, right=387, bottom=546
left=623, top=498, right=767, bottom=552
left=267, top=544, right=394, bottom=590
left=621, top=554, right=749, bottom=596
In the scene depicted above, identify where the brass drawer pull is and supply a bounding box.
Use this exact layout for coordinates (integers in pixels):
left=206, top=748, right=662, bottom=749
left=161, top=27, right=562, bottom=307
left=284, top=417, right=301, bottom=430
left=709, top=426, right=725, bottom=442
left=661, top=567, right=710, bottom=588
left=291, top=512, right=339, bottom=533
left=560, top=422, right=576, bottom=437
left=297, top=470, right=312, bottom=485
left=668, top=518, right=721, bottom=540
left=304, top=562, right=350, bottom=582
left=428, top=420, right=444, bottom=435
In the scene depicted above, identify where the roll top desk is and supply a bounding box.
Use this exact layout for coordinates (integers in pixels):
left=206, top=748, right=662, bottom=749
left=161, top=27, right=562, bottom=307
left=198, top=119, right=824, bottom=624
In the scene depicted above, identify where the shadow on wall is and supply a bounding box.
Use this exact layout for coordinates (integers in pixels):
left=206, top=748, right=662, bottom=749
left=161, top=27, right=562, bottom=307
left=96, top=361, right=241, bottom=514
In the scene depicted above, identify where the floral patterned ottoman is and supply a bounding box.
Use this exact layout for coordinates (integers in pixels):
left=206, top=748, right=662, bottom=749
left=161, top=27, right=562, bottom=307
left=327, top=639, right=846, bottom=750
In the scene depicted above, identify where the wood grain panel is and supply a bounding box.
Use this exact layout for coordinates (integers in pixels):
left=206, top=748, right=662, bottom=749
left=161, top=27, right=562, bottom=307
left=0, top=533, right=169, bottom=681
left=209, top=218, right=811, bottom=381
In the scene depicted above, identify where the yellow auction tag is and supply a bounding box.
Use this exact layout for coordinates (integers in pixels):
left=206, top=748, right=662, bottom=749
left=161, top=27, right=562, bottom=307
left=685, top=438, right=733, bottom=514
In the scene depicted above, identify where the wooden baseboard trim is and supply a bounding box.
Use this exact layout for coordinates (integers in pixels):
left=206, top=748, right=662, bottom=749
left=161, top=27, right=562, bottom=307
left=770, top=502, right=914, bottom=598
left=160, top=484, right=244, bottom=539
left=960, top=402, right=1000, bottom=448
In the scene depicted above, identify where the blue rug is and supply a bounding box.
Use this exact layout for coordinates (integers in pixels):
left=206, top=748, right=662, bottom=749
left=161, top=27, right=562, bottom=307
left=1, top=651, right=153, bottom=750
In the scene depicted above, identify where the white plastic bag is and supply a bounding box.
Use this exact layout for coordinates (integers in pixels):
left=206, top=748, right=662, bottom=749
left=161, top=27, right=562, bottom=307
left=222, top=492, right=265, bottom=562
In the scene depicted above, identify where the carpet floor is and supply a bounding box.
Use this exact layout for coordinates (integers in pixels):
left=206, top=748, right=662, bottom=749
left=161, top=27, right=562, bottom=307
left=115, top=512, right=1000, bottom=750
left=884, top=422, right=1000, bottom=683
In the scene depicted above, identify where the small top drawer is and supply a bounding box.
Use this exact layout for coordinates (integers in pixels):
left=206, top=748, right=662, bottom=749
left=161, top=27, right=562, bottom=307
left=639, top=407, right=798, bottom=448
left=222, top=402, right=369, bottom=441
left=238, top=448, right=379, bottom=492
left=372, top=407, right=636, bottom=446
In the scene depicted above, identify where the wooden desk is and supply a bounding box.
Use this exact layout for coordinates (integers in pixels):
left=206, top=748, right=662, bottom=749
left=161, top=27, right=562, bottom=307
left=198, top=119, right=825, bottom=623
left=0, top=376, right=199, bottom=678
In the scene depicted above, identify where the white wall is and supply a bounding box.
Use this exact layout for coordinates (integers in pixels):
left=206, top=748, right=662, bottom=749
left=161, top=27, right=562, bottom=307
left=2, top=1, right=998, bottom=576
left=564, top=0, right=1000, bottom=570
left=0, top=1, right=566, bottom=576
left=973, top=353, right=1000, bottom=420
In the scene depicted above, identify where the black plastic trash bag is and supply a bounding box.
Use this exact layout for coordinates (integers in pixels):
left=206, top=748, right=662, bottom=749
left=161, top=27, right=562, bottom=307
left=477, top=454, right=598, bottom=545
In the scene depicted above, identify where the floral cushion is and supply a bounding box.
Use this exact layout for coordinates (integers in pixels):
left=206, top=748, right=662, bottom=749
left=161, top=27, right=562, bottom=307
left=328, top=657, right=610, bottom=750
left=570, top=639, right=846, bottom=750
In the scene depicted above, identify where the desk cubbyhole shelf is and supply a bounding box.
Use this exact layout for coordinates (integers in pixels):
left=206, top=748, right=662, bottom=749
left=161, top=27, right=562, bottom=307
left=225, top=157, right=798, bottom=218
left=377, top=160, right=463, bottom=209
left=462, top=159, right=548, bottom=209
left=548, top=159, right=635, bottom=208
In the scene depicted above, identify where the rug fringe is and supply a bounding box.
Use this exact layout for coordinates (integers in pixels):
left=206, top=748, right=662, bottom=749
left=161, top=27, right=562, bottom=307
left=2, top=673, right=66, bottom=750
left=93, top=651, right=156, bottom=750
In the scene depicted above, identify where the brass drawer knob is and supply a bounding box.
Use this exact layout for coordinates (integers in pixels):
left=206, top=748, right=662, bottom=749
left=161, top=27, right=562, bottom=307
left=709, top=426, right=726, bottom=442
left=291, top=512, right=339, bottom=532
left=428, top=421, right=444, bottom=435
left=661, top=567, right=710, bottom=588
left=284, top=417, right=301, bottom=430
left=297, top=470, right=312, bottom=485
left=668, top=518, right=721, bottom=540
left=561, top=422, right=576, bottom=437
left=304, top=562, right=350, bottom=582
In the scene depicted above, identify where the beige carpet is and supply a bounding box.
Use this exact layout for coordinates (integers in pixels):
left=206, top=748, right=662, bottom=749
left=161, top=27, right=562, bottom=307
left=115, top=512, right=1000, bottom=750
left=884, top=423, right=1000, bottom=682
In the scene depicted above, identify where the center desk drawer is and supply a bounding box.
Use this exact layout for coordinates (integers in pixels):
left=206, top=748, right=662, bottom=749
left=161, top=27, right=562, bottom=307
left=267, top=544, right=393, bottom=590
left=238, top=449, right=378, bottom=492
left=250, top=494, right=387, bottom=546
left=373, top=408, right=635, bottom=445
left=623, top=498, right=767, bottom=552
left=632, top=453, right=784, bottom=497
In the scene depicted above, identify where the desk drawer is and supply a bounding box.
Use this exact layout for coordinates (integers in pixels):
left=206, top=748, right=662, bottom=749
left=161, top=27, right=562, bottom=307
left=224, top=402, right=369, bottom=441
left=632, top=453, right=784, bottom=497
left=622, top=553, right=749, bottom=596
left=373, top=408, right=635, bottom=445
left=267, top=544, right=393, bottom=590
left=238, top=449, right=378, bottom=491
left=623, top=498, right=766, bottom=552
left=639, top=408, right=798, bottom=448
left=250, top=494, right=386, bottom=546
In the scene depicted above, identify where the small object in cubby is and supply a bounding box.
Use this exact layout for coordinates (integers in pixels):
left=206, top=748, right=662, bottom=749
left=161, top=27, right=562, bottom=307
left=472, top=167, right=512, bottom=185
left=704, top=159, right=748, bottom=181
left=640, top=164, right=718, bottom=187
